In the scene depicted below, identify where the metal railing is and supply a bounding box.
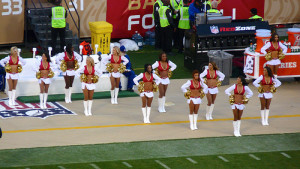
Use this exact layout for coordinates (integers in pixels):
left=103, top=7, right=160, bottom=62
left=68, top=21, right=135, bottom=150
left=63, top=0, right=80, bottom=40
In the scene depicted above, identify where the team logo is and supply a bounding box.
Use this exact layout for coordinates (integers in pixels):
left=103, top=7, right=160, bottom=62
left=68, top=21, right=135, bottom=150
left=0, top=99, right=76, bottom=119
left=210, top=25, right=219, bottom=34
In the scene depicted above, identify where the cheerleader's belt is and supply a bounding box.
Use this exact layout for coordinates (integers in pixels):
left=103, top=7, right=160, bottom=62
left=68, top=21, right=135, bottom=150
left=190, top=96, right=201, bottom=98
left=161, top=77, right=168, bottom=79
left=144, top=90, right=152, bottom=93
left=208, top=86, right=217, bottom=89
left=234, top=102, right=243, bottom=105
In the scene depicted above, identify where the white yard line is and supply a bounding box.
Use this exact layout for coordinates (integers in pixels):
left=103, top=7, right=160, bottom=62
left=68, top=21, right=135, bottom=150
left=155, top=160, right=171, bottom=169
left=122, top=162, right=133, bottom=168
left=249, top=154, right=260, bottom=160
left=58, top=166, right=66, bottom=169
left=218, top=156, right=229, bottom=162
left=281, top=152, right=291, bottom=158
left=186, top=158, right=197, bottom=164
left=89, top=163, right=101, bottom=169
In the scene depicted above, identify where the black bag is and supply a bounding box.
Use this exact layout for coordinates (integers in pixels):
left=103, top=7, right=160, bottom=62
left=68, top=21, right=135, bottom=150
left=0, top=127, right=2, bottom=138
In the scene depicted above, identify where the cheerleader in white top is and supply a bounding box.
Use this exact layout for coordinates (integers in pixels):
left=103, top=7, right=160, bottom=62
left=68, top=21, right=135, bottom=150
left=181, top=70, right=208, bottom=130
left=200, top=62, right=225, bottom=120
left=152, top=52, right=177, bottom=113
left=102, top=46, right=129, bottom=104
left=225, top=76, right=253, bottom=137
left=33, top=52, right=57, bottom=109
left=133, top=64, right=161, bottom=123
left=76, top=56, right=102, bottom=116
left=253, top=66, right=281, bottom=126
left=0, top=46, right=26, bottom=106
left=261, top=33, right=287, bottom=78
left=55, top=44, right=82, bottom=103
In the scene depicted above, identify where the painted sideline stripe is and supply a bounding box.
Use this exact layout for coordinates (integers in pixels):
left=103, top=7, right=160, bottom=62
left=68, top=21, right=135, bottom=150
left=3, top=114, right=300, bottom=134
left=186, top=158, right=197, bottom=164
left=249, top=154, right=260, bottom=160
left=122, top=162, right=133, bottom=168
left=155, top=160, right=171, bottom=169
left=58, top=166, right=66, bottom=169
left=218, top=156, right=229, bottom=162
left=281, top=152, right=291, bottom=158
left=89, top=163, right=101, bottom=169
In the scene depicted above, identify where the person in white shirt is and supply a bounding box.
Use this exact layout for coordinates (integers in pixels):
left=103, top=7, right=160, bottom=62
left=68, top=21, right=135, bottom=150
left=181, top=70, right=208, bottom=130
left=133, top=64, right=161, bottom=123
left=199, top=62, right=225, bottom=120
left=102, top=46, right=129, bottom=104
left=55, top=44, right=82, bottom=103
left=253, top=66, right=281, bottom=126
left=225, top=76, right=253, bottom=137
left=152, top=52, right=177, bottom=113
left=0, top=46, right=26, bottom=106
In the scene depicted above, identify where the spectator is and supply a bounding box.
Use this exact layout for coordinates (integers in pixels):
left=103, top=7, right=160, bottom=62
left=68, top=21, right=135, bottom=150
left=249, top=8, right=264, bottom=21
left=177, top=0, right=190, bottom=53
left=188, top=0, right=204, bottom=30
left=153, top=0, right=163, bottom=49
left=119, top=46, right=136, bottom=92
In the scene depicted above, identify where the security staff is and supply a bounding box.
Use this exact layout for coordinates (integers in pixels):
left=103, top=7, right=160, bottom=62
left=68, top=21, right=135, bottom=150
left=188, top=0, right=204, bottom=30
left=153, top=0, right=163, bottom=49
left=159, top=0, right=175, bottom=54
left=49, top=3, right=67, bottom=55
left=249, top=8, right=264, bottom=21
left=203, top=0, right=211, bottom=11
left=177, top=0, right=190, bottom=53
left=208, top=1, right=221, bottom=13
left=170, top=0, right=183, bottom=49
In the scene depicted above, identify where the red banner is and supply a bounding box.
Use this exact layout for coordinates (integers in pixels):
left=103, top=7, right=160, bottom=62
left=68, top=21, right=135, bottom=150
left=106, top=0, right=155, bottom=38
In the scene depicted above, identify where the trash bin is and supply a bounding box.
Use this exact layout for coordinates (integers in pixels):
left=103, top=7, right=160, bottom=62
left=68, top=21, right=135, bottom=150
left=89, top=21, right=113, bottom=54
left=207, top=50, right=233, bottom=85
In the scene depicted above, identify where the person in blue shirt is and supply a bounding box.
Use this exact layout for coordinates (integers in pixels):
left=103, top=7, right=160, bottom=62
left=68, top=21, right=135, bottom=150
left=119, top=46, right=136, bottom=92
left=188, top=0, right=205, bottom=30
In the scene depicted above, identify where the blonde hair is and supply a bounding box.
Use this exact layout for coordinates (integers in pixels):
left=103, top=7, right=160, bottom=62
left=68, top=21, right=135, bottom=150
left=10, top=46, right=18, bottom=56
left=86, top=56, right=95, bottom=66
left=113, top=46, right=121, bottom=56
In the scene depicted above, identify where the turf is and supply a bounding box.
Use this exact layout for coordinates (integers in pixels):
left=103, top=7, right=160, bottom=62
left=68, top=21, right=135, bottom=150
left=17, top=90, right=139, bottom=103
left=1, top=133, right=300, bottom=168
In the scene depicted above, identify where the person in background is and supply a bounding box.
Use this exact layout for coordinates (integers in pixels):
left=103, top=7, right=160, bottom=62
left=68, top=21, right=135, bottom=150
left=0, top=47, right=26, bottom=106
left=188, top=0, right=204, bottom=30
left=177, top=0, right=190, bottom=53
left=170, top=0, right=183, bottom=50
left=119, top=46, right=136, bottom=92
left=49, top=2, right=67, bottom=55
left=153, top=0, right=163, bottom=49
left=159, top=0, right=175, bottom=55
left=208, top=0, right=221, bottom=13
left=249, top=8, right=264, bottom=21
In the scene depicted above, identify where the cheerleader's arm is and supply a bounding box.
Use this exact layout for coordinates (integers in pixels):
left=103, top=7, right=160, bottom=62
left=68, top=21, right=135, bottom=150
left=245, top=86, right=253, bottom=98
left=152, top=61, right=159, bottom=70
left=0, top=56, right=10, bottom=67
left=261, top=42, right=271, bottom=55
left=181, top=80, right=191, bottom=93
left=121, top=56, right=129, bottom=65
left=153, top=74, right=162, bottom=85
left=273, top=78, right=281, bottom=88
left=133, top=73, right=143, bottom=86
left=168, top=60, right=177, bottom=71
left=225, top=84, right=235, bottom=96
left=253, top=75, right=263, bottom=88
left=279, top=42, right=288, bottom=54
left=199, top=69, right=207, bottom=82
left=95, top=66, right=103, bottom=77
left=19, top=56, right=26, bottom=66
left=74, top=51, right=83, bottom=62
left=217, top=70, right=225, bottom=81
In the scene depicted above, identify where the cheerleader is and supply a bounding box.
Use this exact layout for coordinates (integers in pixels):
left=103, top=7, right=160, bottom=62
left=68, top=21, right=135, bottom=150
left=181, top=70, right=208, bottom=130
left=55, top=44, right=82, bottom=103
left=225, top=76, right=253, bottom=137
left=133, top=64, right=161, bottom=123
left=76, top=56, right=102, bottom=116
left=200, top=62, right=225, bottom=120
left=0, top=46, right=26, bottom=106
left=253, top=66, right=281, bottom=125
left=261, top=33, right=287, bottom=78
left=152, top=52, right=177, bottom=113
left=102, top=46, right=129, bottom=104
left=33, top=52, right=56, bottom=109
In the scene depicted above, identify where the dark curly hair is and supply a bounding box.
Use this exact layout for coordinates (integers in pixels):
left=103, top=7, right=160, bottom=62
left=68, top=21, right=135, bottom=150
left=158, top=52, right=168, bottom=62
left=238, top=75, right=248, bottom=86
left=42, top=52, right=51, bottom=63
left=144, top=64, right=152, bottom=73
left=192, top=70, right=200, bottom=80
left=270, top=33, right=279, bottom=43
left=264, top=66, right=274, bottom=78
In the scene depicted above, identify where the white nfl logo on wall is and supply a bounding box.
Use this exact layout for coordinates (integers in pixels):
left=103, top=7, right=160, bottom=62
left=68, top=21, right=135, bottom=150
left=210, top=25, right=219, bottom=34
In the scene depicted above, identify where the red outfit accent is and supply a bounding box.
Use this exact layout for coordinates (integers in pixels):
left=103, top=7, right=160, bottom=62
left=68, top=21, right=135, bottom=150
left=111, top=55, right=121, bottom=64
left=234, top=84, right=245, bottom=95
left=9, top=56, right=18, bottom=65
left=40, top=61, right=50, bottom=70
left=261, top=75, right=273, bottom=85
left=84, top=65, right=95, bottom=75
left=158, top=61, right=169, bottom=71
left=269, top=42, right=281, bottom=52
left=190, top=80, right=201, bottom=90
left=143, top=73, right=153, bottom=82
left=64, top=52, right=75, bottom=61
left=207, top=70, right=217, bottom=79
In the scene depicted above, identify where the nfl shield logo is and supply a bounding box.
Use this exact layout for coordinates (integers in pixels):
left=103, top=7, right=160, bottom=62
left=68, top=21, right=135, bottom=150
left=210, top=26, right=219, bottom=34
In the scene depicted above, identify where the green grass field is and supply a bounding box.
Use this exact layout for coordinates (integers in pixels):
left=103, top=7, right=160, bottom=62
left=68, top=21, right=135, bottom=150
left=1, top=133, right=300, bottom=168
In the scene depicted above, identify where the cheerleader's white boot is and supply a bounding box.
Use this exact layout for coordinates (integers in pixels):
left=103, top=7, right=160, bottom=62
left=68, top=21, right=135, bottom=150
left=206, top=106, right=210, bottom=120
left=12, top=90, right=16, bottom=105
left=83, top=101, right=88, bottom=116
left=265, top=109, right=270, bottom=125
left=65, top=88, right=70, bottom=103
left=209, top=104, right=214, bottom=120
left=189, top=115, right=195, bottom=130
left=110, top=90, right=115, bottom=104
left=114, top=88, right=119, bottom=104
left=68, top=87, right=73, bottom=103
left=193, top=114, right=198, bottom=130
left=43, top=93, right=48, bottom=109
left=88, top=100, right=93, bottom=116
left=39, top=93, right=44, bottom=109
left=261, top=110, right=265, bottom=125
left=237, top=120, right=242, bottom=137
left=233, top=121, right=238, bottom=137
left=8, top=91, right=13, bottom=106
left=142, top=108, right=147, bottom=123
left=146, top=107, right=151, bottom=123
left=158, top=98, right=163, bottom=113
left=161, top=97, right=166, bottom=112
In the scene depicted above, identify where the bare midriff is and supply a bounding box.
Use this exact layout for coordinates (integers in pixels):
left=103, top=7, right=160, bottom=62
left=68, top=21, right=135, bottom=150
left=271, top=51, right=279, bottom=59
left=67, top=61, right=75, bottom=69
left=207, top=79, right=217, bottom=88
left=190, top=89, right=200, bottom=98
left=112, top=63, right=119, bottom=73
left=144, top=82, right=153, bottom=91
left=40, top=70, right=49, bottom=78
